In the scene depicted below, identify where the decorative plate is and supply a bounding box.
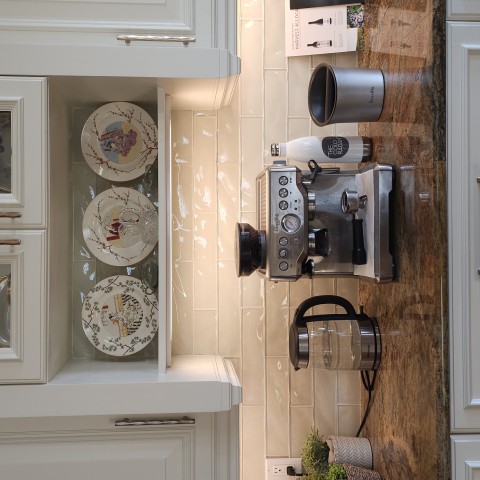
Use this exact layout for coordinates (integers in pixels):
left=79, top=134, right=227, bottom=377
left=81, top=275, right=158, bottom=356
left=82, top=187, right=156, bottom=266
left=81, top=102, right=158, bottom=181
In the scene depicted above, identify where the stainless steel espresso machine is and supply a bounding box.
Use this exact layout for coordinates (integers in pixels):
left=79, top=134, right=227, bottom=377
left=235, top=160, right=394, bottom=283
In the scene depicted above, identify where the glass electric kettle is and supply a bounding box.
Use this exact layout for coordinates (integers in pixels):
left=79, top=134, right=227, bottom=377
left=289, top=295, right=381, bottom=372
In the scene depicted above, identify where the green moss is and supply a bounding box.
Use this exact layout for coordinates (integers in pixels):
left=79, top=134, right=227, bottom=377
left=301, top=428, right=330, bottom=480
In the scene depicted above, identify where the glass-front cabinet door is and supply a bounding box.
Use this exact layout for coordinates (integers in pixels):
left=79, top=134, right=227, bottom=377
left=0, top=231, right=46, bottom=383
left=0, top=77, right=47, bottom=228
left=0, top=77, right=47, bottom=383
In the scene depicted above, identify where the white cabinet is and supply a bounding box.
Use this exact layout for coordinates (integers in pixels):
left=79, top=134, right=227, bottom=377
left=448, top=21, right=480, bottom=432
left=0, top=75, right=242, bottom=415
left=0, top=77, right=47, bottom=383
left=448, top=20, right=480, bottom=480
left=0, top=0, right=239, bottom=109
left=0, top=409, right=239, bottom=480
left=448, top=0, right=480, bottom=20
left=452, top=436, right=480, bottom=480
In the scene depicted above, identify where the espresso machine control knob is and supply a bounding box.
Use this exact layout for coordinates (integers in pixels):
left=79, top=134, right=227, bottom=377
left=281, top=214, right=301, bottom=233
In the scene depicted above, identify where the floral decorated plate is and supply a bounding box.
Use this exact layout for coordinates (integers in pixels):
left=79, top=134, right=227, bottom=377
left=81, top=102, right=158, bottom=181
left=81, top=275, right=158, bottom=356
left=82, top=187, right=156, bottom=266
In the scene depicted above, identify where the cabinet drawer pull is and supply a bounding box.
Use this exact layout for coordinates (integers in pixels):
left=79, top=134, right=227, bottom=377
left=115, top=416, right=195, bottom=427
left=0, top=212, right=22, bottom=218
left=0, top=240, right=21, bottom=246
left=116, top=34, right=196, bottom=46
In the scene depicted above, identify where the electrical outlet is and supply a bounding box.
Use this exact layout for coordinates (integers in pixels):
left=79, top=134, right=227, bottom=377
left=266, top=458, right=302, bottom=480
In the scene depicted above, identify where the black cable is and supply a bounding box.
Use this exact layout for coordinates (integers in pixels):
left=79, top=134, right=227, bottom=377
left=355, top=369, right=377, bottom=437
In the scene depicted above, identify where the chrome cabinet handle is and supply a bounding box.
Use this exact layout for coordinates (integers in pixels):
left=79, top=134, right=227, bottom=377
left=0, top=212, right=22, bottom=218
left=115, top=416, right=195, bottom=427
left=117, top=34, right=196, bottom=46
left=0, top=240, right=21, bottom=246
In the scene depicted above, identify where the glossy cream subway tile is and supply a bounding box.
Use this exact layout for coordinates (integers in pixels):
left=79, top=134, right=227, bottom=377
left=218, top=260, right=242, bottom=357
left=290, top=363, right=313, bottom=407
left=264, top=69, right=288, bottom=158
left=171, top=163, right=193, bottom=262
left=217, top=163, right=240, bottom=261
left=264, top=0, right=286, bottom=69
left=336, top=277, right=359, bottom=306
left=171, top=110, right=193, bottom=165
left=242, top=274, right=265, bottom=309
left=193, top=115, right=217, bottom=213
left=265, top=281, right=289, bottom=356
left=288, top=56, right=312, bottom=118
left=171, top=260, right=194, bottom=355
left=194, top=212, right=217, bottom=261
left=333, top=51, right=358, bottom=67
left=288, top=117, right=310, bottom=141
left=240, top=0, right=263, bottom=21
left=242, top=406, right=266, bottom=480
left=242, top=308, right=266, bottom=405
left=313, top=369, right=338, bottom=437
left=337, top=404, right=362, bottom=437
left=311, top=53, right=336, bottom=68
left=193, top=258, right=218, bottom=310
left=266, top=356, right=290, bottom=456
left=312, top=277, right=336, bottom=297
left=290, top=406, right=314, bottom=457
left=240, top=117, right=264, bottom=212
left=311, top=122, right=336, bottom=139
left=337, top=371, right=361, bottom=404
left=240, top=20, right=264, bottom=117
left=193, top=310, right=218, bottom=354
left=218, top=87, right=240, bottom=166
left=289, top=277, right=313, bottom=308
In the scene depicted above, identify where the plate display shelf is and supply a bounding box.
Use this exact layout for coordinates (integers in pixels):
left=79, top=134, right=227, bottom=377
left=0, top=78, right=241, bottom=419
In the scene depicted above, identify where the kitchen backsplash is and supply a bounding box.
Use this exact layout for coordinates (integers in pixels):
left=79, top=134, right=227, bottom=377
left=171, top=1, right=361, bottom=478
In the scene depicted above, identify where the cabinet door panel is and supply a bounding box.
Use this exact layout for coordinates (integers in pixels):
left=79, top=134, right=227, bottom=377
left=448, top=0, right=480, bottom=20
left=0, top=430, right=192, bottom=480
left=0, top=230, right=46, bottom=383
left=0, top=77, right=47, bottom=228
left=448, top=22, right=480, bottom=430
left=0, top=0, right=212, bottom=46
left=452, top=436, right=480, bottom=480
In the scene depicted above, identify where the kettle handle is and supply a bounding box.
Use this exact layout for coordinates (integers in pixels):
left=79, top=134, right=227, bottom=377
left=293, top=295, right=357, bottom=328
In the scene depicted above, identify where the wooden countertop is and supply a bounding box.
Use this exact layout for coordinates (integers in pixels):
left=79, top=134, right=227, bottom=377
left=357, top=0, right=449, bottom=478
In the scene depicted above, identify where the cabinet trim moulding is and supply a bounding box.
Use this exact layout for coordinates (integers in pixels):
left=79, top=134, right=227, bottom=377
left=0, top=252, right=24, bottom=362
left=0, top=18, right=196, bottom=35
left=0, top=97, right=24, bottom=208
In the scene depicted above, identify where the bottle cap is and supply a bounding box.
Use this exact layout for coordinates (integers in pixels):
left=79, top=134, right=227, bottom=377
left=362, top=137, right=372, bottom=161
left=271, top=143, right=280, bottom=156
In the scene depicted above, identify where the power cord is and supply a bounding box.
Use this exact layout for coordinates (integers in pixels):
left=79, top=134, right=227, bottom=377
left=286, top=465, right=304, bottom=477
left=356, top=369, right=377, bottom=437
